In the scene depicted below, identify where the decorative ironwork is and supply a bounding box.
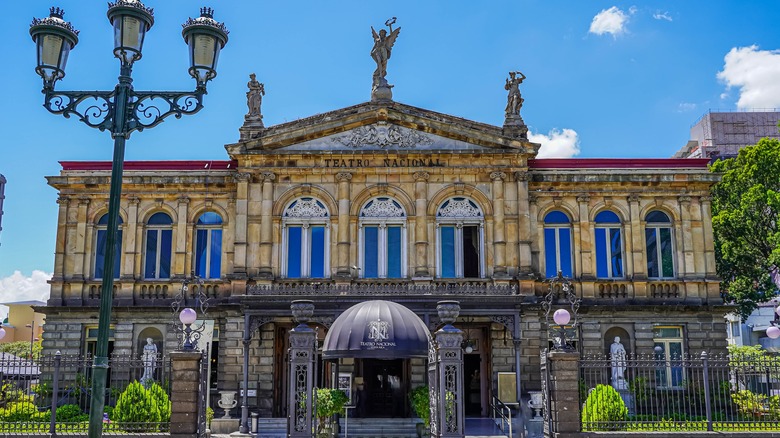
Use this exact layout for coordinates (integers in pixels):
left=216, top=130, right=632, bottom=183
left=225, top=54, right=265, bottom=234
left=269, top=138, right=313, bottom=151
left=437, top=198, right=483, bottom=218
left=542, top=271, right=580, bottom=351
left=170, top=273, right=211, bottom=350
left=247, top=282, right=517, bottom=296
left=283, top=198, right=329, bottom=218
left=331, top=123, right=433, bottom=149
left=246, top=315, right=274, bottom=339
left=197, top=349, right=209, bottom=438
left=360, top=197, right=405, bottom=217
left=288, top=301, right=315, bottom=437
left=489, top=315, right=515, bottom=334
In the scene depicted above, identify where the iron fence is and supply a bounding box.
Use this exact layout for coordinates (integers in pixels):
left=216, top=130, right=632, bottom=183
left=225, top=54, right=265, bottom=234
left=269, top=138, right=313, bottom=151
left=580, top=351, right=780, bottom=432
left=0, top=352, right=171, bottom=435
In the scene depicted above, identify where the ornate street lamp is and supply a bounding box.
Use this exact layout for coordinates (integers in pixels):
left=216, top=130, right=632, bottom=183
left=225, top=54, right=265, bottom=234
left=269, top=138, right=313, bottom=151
left=767, top=305, right=780, bottom=340
left=171, top=273, right=210, bottom=350
left=29, top=4, right=228, bottom=438
left=542, top=271, right=580, bottom=351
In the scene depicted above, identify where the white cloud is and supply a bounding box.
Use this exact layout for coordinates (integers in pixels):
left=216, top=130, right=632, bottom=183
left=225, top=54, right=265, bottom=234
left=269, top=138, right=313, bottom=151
left=530, top=128, right=581, bottom=158
left=0, top=271, right=51, bottom=311
left=677, top=102, right=697, bottom=112
left=589, top=6, right=629, bottom=37
left=653, top=11, right=673, bottom=21
left=717, top=45, right=780, bottom=109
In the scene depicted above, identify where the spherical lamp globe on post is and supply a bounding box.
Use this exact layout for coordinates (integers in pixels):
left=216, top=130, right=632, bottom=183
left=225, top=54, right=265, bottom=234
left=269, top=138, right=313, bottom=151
left=29, top=4, right=227, bottom=438
left=179, top=307, right=199, bottom=350
left=767, top=305, right=780, bottom=340
left=543, top=272, right=580, bottom=351
left=0, top=326, right=5, bottom=341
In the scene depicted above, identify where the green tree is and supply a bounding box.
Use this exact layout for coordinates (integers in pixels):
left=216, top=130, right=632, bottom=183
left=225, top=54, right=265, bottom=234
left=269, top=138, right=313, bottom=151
left=711, top=137, right=780, bottom=319
left=581, top=384, right=628, bottom=431
left=0, top=340, right=43, bottom=361
left=112, top=381, right=161, bottom=432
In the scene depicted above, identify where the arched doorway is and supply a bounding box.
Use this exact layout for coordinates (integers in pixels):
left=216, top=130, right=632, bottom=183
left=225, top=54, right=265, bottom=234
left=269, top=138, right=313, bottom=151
left=322, top=300, right=431, bottom=418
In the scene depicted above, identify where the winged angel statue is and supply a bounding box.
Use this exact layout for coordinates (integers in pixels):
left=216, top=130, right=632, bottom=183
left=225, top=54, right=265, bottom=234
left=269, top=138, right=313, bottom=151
left=371, top=18, right=401, bottom=83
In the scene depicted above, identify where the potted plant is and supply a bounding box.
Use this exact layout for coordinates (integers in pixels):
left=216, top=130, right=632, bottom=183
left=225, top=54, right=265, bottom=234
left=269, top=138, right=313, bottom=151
left=315, top=388, right=348, bottom=437
left=409, top=386, right=430, bottom=438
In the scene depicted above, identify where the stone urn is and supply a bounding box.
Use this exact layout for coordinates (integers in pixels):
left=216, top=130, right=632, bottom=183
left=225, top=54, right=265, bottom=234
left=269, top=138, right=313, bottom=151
left=528, top=391, right=543, bottom=418
left=217, top=390, right=237, bottom=418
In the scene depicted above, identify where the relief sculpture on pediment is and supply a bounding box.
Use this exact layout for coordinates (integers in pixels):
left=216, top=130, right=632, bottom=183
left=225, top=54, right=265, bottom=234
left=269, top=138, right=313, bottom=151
left=331, top=123, right=433, bottom=149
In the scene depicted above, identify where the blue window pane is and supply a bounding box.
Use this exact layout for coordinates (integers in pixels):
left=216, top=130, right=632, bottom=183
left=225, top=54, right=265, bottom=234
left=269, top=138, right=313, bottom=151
left=144, top=230, right=158, bottom=279
left=95, top=230, right=107, bottom=279
left=310, top=226, right=325, bottom=278
left=364, top=226, right=379, bottom=278
left=544, top=211, right=570, bottom=224
left=287, top=227, right=302, bottom=278
left=544, top=228, right=557, bottom=278
left=98, top=214, right=123, bottom=225
left=209, top=229, right=222, bottom=279
left=148, top=212, right=172, bottom=225
left=197, top=212, right=223, bottom=225
left=558, top=229, right=572, bottom=277
left=595, top=210, right=620, bottom=223
left=610, top=228, right=623, bottom=277
left=113, top=231, right=122, bottom=279
left=441, top=226, right=456, bottom=278
left=159, top=230, right=172, bottom=278
left=595, top=228, right=608, bottom=278
left=646, top=211, right=670, bottom=223
left=387, top=226, right=402, bottom=278
left=646, top=229, right=659, bottom=278
left=660, top=228, right=674, bottom=277
left=195, top=229, right=208, bottom=278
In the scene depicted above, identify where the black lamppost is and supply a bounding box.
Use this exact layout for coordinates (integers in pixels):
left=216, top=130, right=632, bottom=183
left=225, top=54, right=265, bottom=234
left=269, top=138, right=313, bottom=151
left=542, top=272, right=581, bottom=351
left=29, top=3, right=228, bottom=437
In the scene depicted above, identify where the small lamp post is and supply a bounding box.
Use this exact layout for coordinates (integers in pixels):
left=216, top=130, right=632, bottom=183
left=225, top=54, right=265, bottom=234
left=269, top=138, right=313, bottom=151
left=179, top=308, right=199, bottom=350
left=767, top=305, right=780, bottom=340
left=542, top=272, right=580, bottom=351
left=171, top=273, right=210, bottom=350
left=30, top=4, right=228, bottom=438
left=25, top=322, right=37, bottom=359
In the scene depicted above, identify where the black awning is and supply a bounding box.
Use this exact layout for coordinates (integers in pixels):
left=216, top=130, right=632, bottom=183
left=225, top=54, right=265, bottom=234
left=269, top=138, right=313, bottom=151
left=322, top=300, right=430, bottom=359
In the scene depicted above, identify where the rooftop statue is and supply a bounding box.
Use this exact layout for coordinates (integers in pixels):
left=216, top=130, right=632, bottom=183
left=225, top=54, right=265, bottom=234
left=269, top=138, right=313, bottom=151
left=504, top=71, right=526, bottom=116
left=246, top=73, right=265, bottom=119
left=370, top=18, right=401, bottom=101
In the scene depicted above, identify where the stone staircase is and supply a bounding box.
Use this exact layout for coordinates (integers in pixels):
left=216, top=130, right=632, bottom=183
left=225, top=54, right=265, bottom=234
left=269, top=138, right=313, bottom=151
left=256, top=418, right=287, bottom=438
left=337, top=417, right=420, bottom=437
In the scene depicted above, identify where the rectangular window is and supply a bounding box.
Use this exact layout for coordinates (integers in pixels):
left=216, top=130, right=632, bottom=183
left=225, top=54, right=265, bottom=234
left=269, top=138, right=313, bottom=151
left=363, top=226, right=379, bottom=278
left=95, top=229, right=122, bottom=279
left=285, top=225, right=326, bottom=278
left=144, top=229, right=171, bottom=279
left=660, top=228, right=674, bottom=278
left=386, top=226, right=402, bottom=278
left=438, top=224, right=482, bottom=278
left=595, top=228, right=623, bottom=278
left=440, top=226, right=456, bottom=278
left=196, top=229, right=222, bottom=279
left=310, top=226, right=325, bottom=278
left=462, top=225, right=480, bottom=278
left=209, top=229, right=222, bottom=279
left=646, top=229, right=658, bottom=278
left=195, top=229, right=208, bottom=277
left=84, top=326, right=116, bottom=357
left=647, top=228, right=674, bottom=278
left=286, top=226, right=303, bottom=278
left=545, top=228, right=572, bottom=278
left=653, top=326, right=684, bottom=388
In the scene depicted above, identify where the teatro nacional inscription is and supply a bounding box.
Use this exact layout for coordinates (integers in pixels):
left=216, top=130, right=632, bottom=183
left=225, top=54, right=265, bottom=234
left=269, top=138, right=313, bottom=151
left=322, top=157, right=444, bottom=168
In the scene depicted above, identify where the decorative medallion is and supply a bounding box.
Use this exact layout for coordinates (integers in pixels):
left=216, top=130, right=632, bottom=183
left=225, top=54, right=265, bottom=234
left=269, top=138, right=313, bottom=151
left=360, top=198, right=405, bottom=218
left=331, top=124, right=433, bottom=149
left=437, top=198, right=482, bottom=218
left=283, top=198, right=328, bottom=218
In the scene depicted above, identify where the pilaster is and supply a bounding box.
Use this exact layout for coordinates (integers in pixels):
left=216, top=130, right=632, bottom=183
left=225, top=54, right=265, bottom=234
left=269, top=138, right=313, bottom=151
left=233, top=173, right=251, bottom=277
left=627, top=195, right=645, bottom=280
left=72, top=197, right=90, bottom=280
left=515, top=171, right=533, bottom=276
left=413, top=171, right=430, bottom=277
left=577, top=195, right=592, bottom=278
left=490, top=171, right=508, bottom=277
left=335, top=172, right=352, bottom=278
left=174, top=196, right=189, bottom=277
left=258, top=172, right=275, bottom=279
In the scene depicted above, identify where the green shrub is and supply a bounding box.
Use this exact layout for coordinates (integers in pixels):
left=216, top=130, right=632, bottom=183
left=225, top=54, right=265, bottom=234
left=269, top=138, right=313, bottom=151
left=314, top=388, right=348, bottom=430
left=409, top=386, right=430, bottom=427
left=206, top=407, right=214, bottom=427
left=0, top=401, right=48, bottom=423
left=148, top=383, right=171, bottom=423
left=581, top=384, right=628, bottom=431
left=55, top=404, right=85, bottom=422
left=112, top=381, right=161, bottom=432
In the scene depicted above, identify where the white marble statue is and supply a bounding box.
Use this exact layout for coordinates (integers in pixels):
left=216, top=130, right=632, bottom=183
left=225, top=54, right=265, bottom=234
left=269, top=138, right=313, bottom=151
left=610, top=336, right=627, bottom=388
left=140, top=338, right=158, bottom=384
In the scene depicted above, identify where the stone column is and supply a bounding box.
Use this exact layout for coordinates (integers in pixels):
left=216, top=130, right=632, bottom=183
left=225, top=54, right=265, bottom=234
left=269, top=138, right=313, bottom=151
left=413, top=171, right=430, bottom=277
left=174, top=196, right=189, bottom=277
left=699, top=196, right=716, bottom=278
left=233, top=173, right=251, bottom=277
left=288, top=300, right=316, bottom=438
left=72, top=197, right=90, bottom=280
left=577, top=195, right=592, bottom=278
left=542, top=350, right=581, bottom=437
left=169, top=350, right=203, bottom=438
left=627, top=195, right=645, bottom=279
left=515, top=171, right=533, bottom=276
left=678, top=195, right=693, bottom=278
left=258, top=172, right=275, bottom=279
left=490, top=172, right=508, bottom=277
left=434, top=301, right=465, bottom=438
left=53, top=195, right=70, bottom=281
left=335, top=172, right=352, bottom=279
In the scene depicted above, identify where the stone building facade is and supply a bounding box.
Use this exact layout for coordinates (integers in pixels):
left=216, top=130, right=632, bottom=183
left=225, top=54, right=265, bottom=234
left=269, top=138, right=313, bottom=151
left=44, top=99, right=727, bottom=418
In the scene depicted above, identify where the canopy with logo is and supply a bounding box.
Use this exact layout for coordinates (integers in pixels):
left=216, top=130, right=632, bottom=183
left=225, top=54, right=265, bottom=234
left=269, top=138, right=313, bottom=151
left=322, top=300, right=431, bottom=359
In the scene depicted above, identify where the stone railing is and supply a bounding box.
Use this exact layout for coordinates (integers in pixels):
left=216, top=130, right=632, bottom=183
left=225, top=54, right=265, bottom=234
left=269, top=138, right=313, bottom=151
left=594, top=280, right=633, bottom=299
left=647, top=281, right=682, bottom=299
left=246, top=281, right=517, bottom=296
left=135, top=281, right=222, bottom=300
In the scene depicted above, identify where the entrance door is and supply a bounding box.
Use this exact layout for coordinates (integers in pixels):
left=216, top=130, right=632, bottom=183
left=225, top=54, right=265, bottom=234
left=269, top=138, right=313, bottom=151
left=464, top=354, right=482, bottom=416
left=359, top=359, right=407, bottom=417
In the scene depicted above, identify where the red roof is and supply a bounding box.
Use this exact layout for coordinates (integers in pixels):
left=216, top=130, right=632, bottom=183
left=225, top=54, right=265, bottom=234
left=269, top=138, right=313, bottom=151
left=60, top=161, right=237, bottom=171
left=529, top=158, right=710, bottom=169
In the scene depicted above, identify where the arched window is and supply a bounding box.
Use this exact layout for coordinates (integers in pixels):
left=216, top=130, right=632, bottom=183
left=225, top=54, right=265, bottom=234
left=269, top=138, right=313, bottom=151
left=544, top=210, right=573, bottom=278
left=282, top=198, right=330, bottom=278
left=594, top=210, right=623, bottom=278
left=95, top=213, right=123, bottom=279
left=144, top=212, right=173, bottom=279
left=195, top=212, right=223, bottom=279
left=646, top=210, right=674, bottom=278
left=436, top=197, right=484, bottom=278
left=359, top=197, right=407, bottom=279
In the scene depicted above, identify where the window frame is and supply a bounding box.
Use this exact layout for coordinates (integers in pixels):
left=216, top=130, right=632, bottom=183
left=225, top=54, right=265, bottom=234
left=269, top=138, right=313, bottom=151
left=594, top=210, right=625, bottom=279
left=194, top=212, right=223, bottom=279
left=143, top=212, right=173, bottom=280
left=358, top=197, right=407, bottom=279
left=653, top=325, right=685, bottom=389
left=435, top=197, right=485, bottom=279
left=543, top=211, right=574, bottom=278
left=281, top=198, right=331, bottom=279
left=94, top=213, right=123, bottom=280
left=645, top=211, right=675, bottom=279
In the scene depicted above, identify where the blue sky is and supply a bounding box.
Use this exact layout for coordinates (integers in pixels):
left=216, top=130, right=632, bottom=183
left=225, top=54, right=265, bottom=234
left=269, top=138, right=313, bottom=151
left=1, top=1, right=779, bottom=304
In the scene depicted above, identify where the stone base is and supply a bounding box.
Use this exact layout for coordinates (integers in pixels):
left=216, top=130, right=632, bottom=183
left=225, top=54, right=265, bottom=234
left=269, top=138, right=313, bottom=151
left=618, top=389, right=634, bottom=415
left=372, top=85, right=393, bottom=101
left=210, top=418, right=240, bottom=434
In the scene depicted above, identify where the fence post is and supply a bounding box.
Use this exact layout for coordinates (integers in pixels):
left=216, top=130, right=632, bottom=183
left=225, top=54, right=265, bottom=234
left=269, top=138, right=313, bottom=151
left=170, top=351, right=203, bottom=438
left=49, top=351, right=61, bottom=436
left=544, top=350, right=581, bottom=437
left=700, top=351, right=713, bottom=432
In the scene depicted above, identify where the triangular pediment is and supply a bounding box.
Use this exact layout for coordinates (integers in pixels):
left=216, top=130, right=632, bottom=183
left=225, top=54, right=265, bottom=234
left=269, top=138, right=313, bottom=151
left=226, top=101, right=539, bottom=156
